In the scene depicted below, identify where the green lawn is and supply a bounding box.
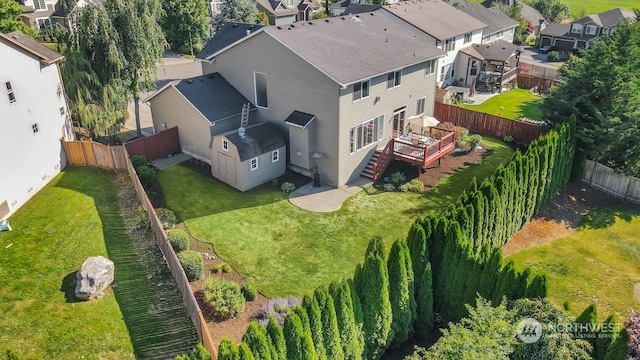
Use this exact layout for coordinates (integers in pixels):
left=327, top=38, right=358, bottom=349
left=564, top=0, right=637, bottom=19
left=159, top=138, right=513, bottom=298
left=0, top=168, right=198, bottom=359
left=462, top=88, right=543, bottom=121
left=507, top=205, right=640, bottom=318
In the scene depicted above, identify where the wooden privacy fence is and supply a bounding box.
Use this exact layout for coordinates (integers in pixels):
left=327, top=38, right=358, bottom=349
left=517, top=74, right=562, bottom=94
left=61, top=140, right=217, bottom=358
left=61, top=138, right=128, bottom=170
left=583, top=160, right=640, bottom=204
left=125, top=126, right=181, bottom=163
left=434, top=102, right=544, bottom=144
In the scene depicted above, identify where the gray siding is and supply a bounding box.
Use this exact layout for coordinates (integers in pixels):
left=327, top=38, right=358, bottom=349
left=212, top=32, right=341, bottom=186
left=149, top=86, right=214, bottom=163
left=337, top=62, right=437, bottom=185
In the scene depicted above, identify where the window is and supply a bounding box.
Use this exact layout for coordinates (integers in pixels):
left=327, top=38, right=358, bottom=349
left=571, top=24, right=582, bottom=34
left=450, top=61, right=455, bottom=79
left=33, top=0, right=46, bottom=10
left=440, top=66, right=445, bottom=82
left=416, top=97, right=426, bottom=115
left=444, top=37, right=455, bottom=52
left=59, top=107, right=65, bottom=115
left=32, top=123, right=39, bottom=134
left=222, top=139, right=228, bottom=151
left=425, top=59, right=436, bottom=76
left=5, top=81, right=15, bottom=103
left=387, top=70, right=401, bottom=89
left=464, top=32, right=471, bottom=43
left=36, top=18, right=50, bottom=30
left=470, top=60, right=478, bottom=76
left=602, top=28, right=609, bottom=35
left=585, top=26, right=597, bottom=35
left=272, top=150, right=279, bottom=163
left=254, top=72, right=268, bottom=108
left=349, top=115, right=384, bottom=153
left=250, top=157, right=258, bottom=171
left=353, top=79, right=370, bottom=101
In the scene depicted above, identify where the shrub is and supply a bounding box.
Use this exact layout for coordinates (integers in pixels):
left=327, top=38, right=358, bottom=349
left=469, top=134, right=482, bottom=150
left=547, top=50, right=560, bottom=61
left=175, top=344, right=211, bottom=360
left=213, top=263, right=231, bottom=273
left=383, top=183, right=395, bottom=191
left=406, top=178, right=424, bottom=193
left=399, top=184, right=409, bottom=192
left=136, top=165, right=156, bottom=188
left=503, top=135, right=514, bottom=143
left=256, top=297, right=301, bottom=326
left=130, top=154, right=147, bottom=170
left=281, top=182, right=296, bottom=193
left=389, top=171, right=407, bottom=186
left=167, top=229, right=189, bottom=252
left=203, top=278, right=245, bottom=319
left=242, top=283, right=258, bottom=301
left=178, top=250, right=204, bottom=281
left=156, top=208, right=177, bottom=229
left=456, top=138, right=467, bottom=149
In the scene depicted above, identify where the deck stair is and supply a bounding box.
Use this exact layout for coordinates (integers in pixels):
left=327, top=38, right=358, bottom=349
left=361, top=150, right=382, bottom=180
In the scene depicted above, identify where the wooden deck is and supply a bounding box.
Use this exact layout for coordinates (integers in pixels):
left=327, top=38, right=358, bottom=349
left=372, top=127, right=455, bottom=181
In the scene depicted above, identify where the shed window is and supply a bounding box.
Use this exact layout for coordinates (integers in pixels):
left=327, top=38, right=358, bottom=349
left=5, top=81, right=15, bottom=104
left=250, top=157, right=258, bottom=171
left=272, top=150, right=279, bottom=163
left=222, top=139, right=229, bottom=151
left=254, top=72, right=268, bottom=108
left=32, top=123, right=39, bottom=134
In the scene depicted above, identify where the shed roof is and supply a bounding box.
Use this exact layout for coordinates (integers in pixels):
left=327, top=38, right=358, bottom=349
left=225, top=123, right=286, bottom=162
left=284, top=111, right=316, bottom=129
left=0, top=31, right=64, bottom=65
left=382, top=0, right=487, bottom=40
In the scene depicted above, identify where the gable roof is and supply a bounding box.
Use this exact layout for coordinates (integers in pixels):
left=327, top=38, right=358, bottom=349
left=459, top=39, right=517, bottom=62
left=343, top=4, right=381, bottom=14
left=574, top=7, right=636, bottom=28
left=255, top=0, right=299, bottom=17
left=0, top=31, right=64, bottom=66
left=145, top=73, right=252, bottom=123
left=224, top=122, right=286, bottom=161
left=197, top=22, right=264, bottom=60
left=262, top=12, right=444, bottom=86
left=285, top=111, right=316, bottom=129
left=519, top=2, right=546, bottom=26
left=457, top=4, right=517, bottom=36
left=382, top=0, right=487, bottom=40
left=539, top=22, right=571, bottom=38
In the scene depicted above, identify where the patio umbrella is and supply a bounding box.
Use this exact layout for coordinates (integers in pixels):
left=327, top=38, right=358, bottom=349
left=409, top=115, right=440, bottom=134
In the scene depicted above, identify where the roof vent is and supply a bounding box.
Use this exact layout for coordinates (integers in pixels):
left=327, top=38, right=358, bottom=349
left=186, top=79, right=193, bottom=84
left=277, top=26, right=282, bottom=29
left=309, top=21, right=313, bottom=25
left=238, top=127, right=246, bottom=138
left=291, top=24, right=295, bottom=28
left=246, top=29, right=251, bottom=36
left=370, top=12, right=374, bottom=15
left=325, top=18, right=330, bottom=22
left=208, top=74, right=214, bottom=79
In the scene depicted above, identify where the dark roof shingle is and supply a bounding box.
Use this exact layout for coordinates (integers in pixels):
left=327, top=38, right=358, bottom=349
left=225, top=122, right=286, bottom=161
left=1, top=31, right=64, bottom=65
left=284, top=111, right=316, bottom=128
left=197, top=22, right=264, bottom=60
left=457, top=4, right=517, bottom=36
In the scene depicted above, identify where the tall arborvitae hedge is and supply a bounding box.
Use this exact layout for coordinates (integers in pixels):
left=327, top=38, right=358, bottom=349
left=243, top=321, right=272, bottom=360
left=302, top=295, right=326, bottom=360
left=329, top=280, right=364, bottom=360
left=266, top=315, right=287, bottom=360
left=387, top=239, right=415, bottom=346
left=219, top=337, right=240, bottom=360
left=284, top=310, right=318, bottom=360
left=353, top=238, right=392, bottom=360
left=314, top=286, right=344, bottom=360
left=415, top=263, right=434, bottom=335
left=239, top=342, right=256, bottom=360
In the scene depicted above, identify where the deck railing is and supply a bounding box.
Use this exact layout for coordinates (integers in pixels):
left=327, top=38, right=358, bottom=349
left=373, top=139, right=395, bottom=181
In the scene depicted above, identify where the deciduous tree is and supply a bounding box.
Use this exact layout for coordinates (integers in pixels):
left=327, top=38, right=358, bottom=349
left=160, top=0, right=209, bottom=54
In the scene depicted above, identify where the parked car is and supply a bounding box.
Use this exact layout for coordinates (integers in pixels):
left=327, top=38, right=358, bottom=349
left=538, top=45, right=555, bottom=53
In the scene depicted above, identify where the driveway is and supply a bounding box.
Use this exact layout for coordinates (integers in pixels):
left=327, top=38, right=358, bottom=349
left=518, top=46, right=562, bottom=70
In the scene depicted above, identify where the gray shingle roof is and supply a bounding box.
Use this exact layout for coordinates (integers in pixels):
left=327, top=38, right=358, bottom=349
left=460, top=39, right=517, bottom=62
left=284, top=111, right=316, bottom=128
left=382, top=0, right=487, bottom=40
left=263, top=11, right=444, bottom=85
left=575, top=8, right=636, bottom=27
left=457, top=4, right=517, bottom=36
left=519, top=3, right=546, bottom=26
left=343, top=4, right=381, bottom=15
left=255, top=0, right=299, bottom=16
left=1, top=31, right=64, bottom=65
left=225, top=122, right=286, bottom=161
left=197, top=22, right=264, bottom=60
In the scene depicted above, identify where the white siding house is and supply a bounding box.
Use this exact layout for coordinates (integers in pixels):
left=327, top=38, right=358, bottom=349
left=0, top=31, right=74, bottom=220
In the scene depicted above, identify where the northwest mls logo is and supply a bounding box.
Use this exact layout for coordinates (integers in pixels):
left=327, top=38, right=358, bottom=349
left=517, top=318, right=543, bottom=343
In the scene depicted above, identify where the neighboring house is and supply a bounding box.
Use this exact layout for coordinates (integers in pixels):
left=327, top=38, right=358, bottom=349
left=197, top=22, right=264, bottom=61
left=17, top=0, right=61, bottom=31
left=144, top=73, right=255, bottom=164
left=539, top=8, right=636, bottom=51
left=208, top=0, right=224, bottom=17
left=382, top=1, right=487, bottom=88
left=211, top=122, right=286, bottom=191
left=329, top=0, right=380, bottom=16
left=519, top=2, right=547, bottom=35
left=197, top=13, right=444, bottom=187
left=0, top=31, right=74, bottom=220
left=254, top=0, right=322, bottom=25
left=457, top=4, right=518, bottom=44
left=458, top=39, right=519, bottom=91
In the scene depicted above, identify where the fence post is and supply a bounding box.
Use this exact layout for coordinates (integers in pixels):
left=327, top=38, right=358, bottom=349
left=624, top=177, right=633, bottom=201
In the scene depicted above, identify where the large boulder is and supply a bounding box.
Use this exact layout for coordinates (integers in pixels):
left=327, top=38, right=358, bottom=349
left=74, top=256, right=115, bottom=301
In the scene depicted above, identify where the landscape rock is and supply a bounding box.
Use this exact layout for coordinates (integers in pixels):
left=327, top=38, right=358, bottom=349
left=74, top=256, right=115, bottom=301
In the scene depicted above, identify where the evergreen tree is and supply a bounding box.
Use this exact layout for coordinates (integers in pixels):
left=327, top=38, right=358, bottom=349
left=266, top=315, right=287, bottom=360
left=353, top=237, right=392, bottom=360
left=387, top=240, right=415, bottom=346
left=595, top=315, right=617, bottom=360
left=242, top=321, right=272, bottom=360
left=160, top=0, right=210, bottom=54
left=603, top=328, right=627, bottom=360
left=574, top=304, right=599, bottom=351
left=302, top=295, right=327, bottom=360
left=329, top=281, right=364, bottom=360
left=415, top=263, right=434, bottom=335
left=219, top=337, right=239, bottom=360
left=406, top=222, right=428, bottom=286
left=314, top=286, right=344, bottom=360
left=212, top=0, right=258, bottom=30
left=239, top=342, right=256, bottom=360
left=284, top=311, right=318, bottom=360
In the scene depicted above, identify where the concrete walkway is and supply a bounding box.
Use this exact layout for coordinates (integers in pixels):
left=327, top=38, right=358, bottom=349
left=150, top=153, right=191, bottom=170
left=288, top=177, right=373, bottom=212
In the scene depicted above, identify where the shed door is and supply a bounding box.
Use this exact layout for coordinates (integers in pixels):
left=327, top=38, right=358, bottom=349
left=217, top=152, right=236, bottom=185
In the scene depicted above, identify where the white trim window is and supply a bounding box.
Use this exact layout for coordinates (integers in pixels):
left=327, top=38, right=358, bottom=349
left=33, top=0, right=46, bottom=10
left=425, top=59, right=436, bottom=76
left=440, top=66, right=445, bottom=82
left=464, top=32, right=471, bottom=44
left=5, top=81, right=15, bottom=104
left=353, top=79, right=370, bottom=101
left=387, top=70, right=401, bottom=89
left=416, top=97, right=426, bottom=115
left=32, top=123, right=39, bottom=134
left=444, top=37, right=455, bottom=52
left=349, top=115, right=384, bottom=154
left=272, top=149, right=279, bottom=163
left=585, top=25, right=597, bottom=35
left=254, top=72, right=268, bottom=108
left=36, top=17, right=51, bottom=30
left=250, top=157, right=258, bottom=171
left=571, top=24, right=582, bottom=34
left=222, top=139, right=229, bottom=151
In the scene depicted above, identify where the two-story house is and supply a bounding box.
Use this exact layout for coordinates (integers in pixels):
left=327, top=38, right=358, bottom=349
left=190, top=13, right=445, bottom=188
left=458, top=4, right=518, bottom=44
left=539, top=7, right=636, bottom=52
left=17, top=0, right=61, bottom=31
left=0, top=31, right=74, bottom=220
left=382, top=0, right=486, bottom=88
left=254, top=0, right=323, bottom=26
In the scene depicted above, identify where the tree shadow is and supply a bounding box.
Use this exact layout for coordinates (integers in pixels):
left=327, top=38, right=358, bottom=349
left=579, top=206, right=640, bottom=230
left=60, top=271, right=81, bottom=304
